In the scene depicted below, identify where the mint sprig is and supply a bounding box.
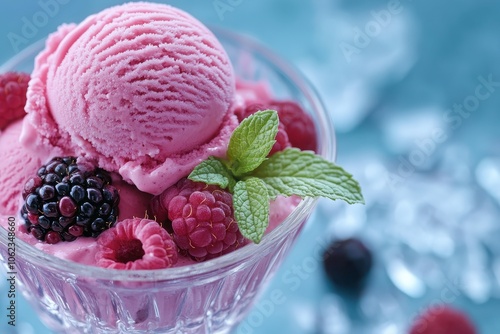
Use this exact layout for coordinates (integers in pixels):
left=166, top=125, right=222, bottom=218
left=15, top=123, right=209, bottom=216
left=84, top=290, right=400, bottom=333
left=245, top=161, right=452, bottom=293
left=253, top=148, right=364, bottom=204
left=226, top=110, right=278, bottom=176
left=233, top=177, right=270, bottom=243
left=188, top=110, right=364, bottom=243
left=189, top=156, right=236, bottom=191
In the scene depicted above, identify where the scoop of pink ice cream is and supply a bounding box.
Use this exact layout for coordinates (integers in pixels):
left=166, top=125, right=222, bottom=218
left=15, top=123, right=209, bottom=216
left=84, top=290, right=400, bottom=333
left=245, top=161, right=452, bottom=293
left=22, top=2, right=236, bottom=195
left=0, top=120, right=43, bottom=215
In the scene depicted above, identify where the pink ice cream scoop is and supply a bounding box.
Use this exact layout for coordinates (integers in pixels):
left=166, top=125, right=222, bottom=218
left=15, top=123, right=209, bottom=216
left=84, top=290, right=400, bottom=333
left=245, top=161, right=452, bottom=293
left=0, top=120, right=42, bottom=215
left=22, top=2, right=237, bottom=195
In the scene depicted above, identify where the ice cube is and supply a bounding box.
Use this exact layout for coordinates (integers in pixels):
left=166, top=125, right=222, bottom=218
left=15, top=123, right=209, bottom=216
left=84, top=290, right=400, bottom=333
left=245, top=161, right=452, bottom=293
left=461, top=241, right=492, bottom=304
left=291, top=303, right=317, bottom=333
left=461, top=268, right=491, bottom=304
left=475, top=157, right=500, bottom=204
left=317, top=295, right=351, bottom=334
left=382, top=108, right=446, bottom=154
left=386, top=256, right=425, bottom=298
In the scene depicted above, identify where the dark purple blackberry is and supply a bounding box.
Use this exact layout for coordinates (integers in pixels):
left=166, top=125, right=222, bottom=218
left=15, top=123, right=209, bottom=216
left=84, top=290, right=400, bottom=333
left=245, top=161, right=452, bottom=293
left=20, top=156, right=120, bottom=244
left=322, top=238, right=373, bottom=293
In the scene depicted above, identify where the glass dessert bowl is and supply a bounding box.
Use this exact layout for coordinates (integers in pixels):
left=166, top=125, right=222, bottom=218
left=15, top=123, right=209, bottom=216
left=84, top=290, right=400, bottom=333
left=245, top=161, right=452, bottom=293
left=0, top=28, right=335, bottom=334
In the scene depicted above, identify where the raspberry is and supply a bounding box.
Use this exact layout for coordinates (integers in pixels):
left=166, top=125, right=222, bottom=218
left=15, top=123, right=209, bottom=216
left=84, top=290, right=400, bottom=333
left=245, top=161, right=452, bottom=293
left=235, top=103, right=266, bottom=122
left=269, top=123, right=291, bottom=155
left=322, top=238, right=373, bottom=293
left=20, top=156, right=119, bottom=243
left=238, top=100, right=317, bottom=152
left=0, top=72, right=30, bottom=130
left=409, top=306, right=477, bottom=334
left=96, top=218, right=178, bottom=270
left=150, top=178, right=245, bottom=261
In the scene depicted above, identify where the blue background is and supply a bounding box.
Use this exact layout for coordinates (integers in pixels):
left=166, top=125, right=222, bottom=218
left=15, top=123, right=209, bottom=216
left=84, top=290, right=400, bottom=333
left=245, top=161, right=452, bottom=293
left=1, top=1, right=500, bottom=333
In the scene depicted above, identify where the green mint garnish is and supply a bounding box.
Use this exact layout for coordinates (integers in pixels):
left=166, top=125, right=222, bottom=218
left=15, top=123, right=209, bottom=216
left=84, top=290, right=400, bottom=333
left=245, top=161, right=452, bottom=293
left=227, top=110, right=278, bottom=176
left=233, top=178, right=270, bottom=243
left=252, top=148, right=364, bottom=204
left=188, top=110, right=364, bottom=243
left=189, top=156, right=236, bottom=191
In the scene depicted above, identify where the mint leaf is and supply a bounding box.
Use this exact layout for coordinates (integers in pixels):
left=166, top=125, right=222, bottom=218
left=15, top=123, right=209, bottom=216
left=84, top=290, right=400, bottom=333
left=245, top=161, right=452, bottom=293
left=233, top=177, right=270, bottom=243
left=227, top=110, right=279, bottom=176
left=188, top=157, right=236, bottom=190
left=252, top=148, right=364, bottom=204
left=188, top=109, right=365, bottom=246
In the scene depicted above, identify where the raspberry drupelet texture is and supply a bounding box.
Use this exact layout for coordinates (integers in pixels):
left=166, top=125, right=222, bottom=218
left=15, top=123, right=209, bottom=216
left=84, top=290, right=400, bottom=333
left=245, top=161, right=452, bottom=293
left=0, top=72, right=30, bottom=130
left=20, top=156, right=119, bottom=243
left=272, top=100, right=317, bottom=151
left=409, top=305, right=477, bottom=334
left=150, top=178, right=245, bottom=261
left=96, top=218, right=178, bottom=270
left=237, top=100, right=317, bottom=152
left=269, top=123, right=291, bottom=156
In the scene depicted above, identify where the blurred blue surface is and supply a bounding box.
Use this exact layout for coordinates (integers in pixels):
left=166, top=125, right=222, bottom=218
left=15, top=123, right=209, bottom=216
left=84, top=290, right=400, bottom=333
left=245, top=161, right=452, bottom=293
left=1, top=1, right=500, bottom=333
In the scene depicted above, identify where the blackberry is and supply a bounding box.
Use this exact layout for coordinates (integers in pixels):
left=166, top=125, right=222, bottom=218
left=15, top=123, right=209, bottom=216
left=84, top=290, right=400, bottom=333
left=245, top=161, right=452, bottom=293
left=20, top=157, right=119, bottom=244
left=322, top=238, right=373, bottom=293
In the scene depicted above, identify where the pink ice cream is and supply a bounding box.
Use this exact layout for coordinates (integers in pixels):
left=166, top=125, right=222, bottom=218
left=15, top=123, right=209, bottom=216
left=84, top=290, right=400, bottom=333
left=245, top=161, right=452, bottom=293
left=0, top=120, right=42, bottom=215
left=0, top=1, right=301, bottom=268
left=22, top=2, right=237, bottom=195
left=0, top=3, right=320, bottom=332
